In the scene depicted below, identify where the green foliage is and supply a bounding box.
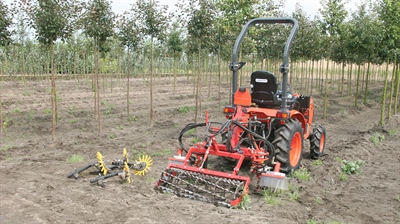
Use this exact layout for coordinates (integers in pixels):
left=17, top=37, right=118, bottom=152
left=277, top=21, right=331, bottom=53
left=312, top=159, right=324, bottom=166
left=306, top=219, right=318, bottom=224
left=148, top=149, right=172, bottom=157
left=395, top=194, right=400, bottom=202
left=26, top=0, right=80, bottom=45
left=13, top=108, right=21, bottom=114
left=236, top=192, right=251, bottom=210
left=319, top=0, right=348, bottom=38
left=287, top=185, right=300, bottom=201
left=291, top=168, right=311, bottom=181
left=0, top=0, right=13, bottom=46
left=380, top=0, right=400, bottom=55
left=44, top=108, right=52, bottom=114
left=131, top=0, right=169, bottom=40
left=128, top=115, right=137, bottom=122
left=338, top=172, right=348, bottom=181
left=191, top=136, right=201, bottom=144
left=389, top=129, right=398, bottom=136
left=307, top=220, right=347, bottom=224
left=341, top=159, right=365, bottom=175
left=177, top=105, right=194, bottom=113
left=2, top=117, right=10, bottom=132
left=369, top=132, right=385, bottom=144
left=167, top=23, right=184, bottom=58
left=81, top=0, right=115, bottom=49
left=118, top=10, right=141, bottom=50
left=27, top=111, right=35, bottom=120
left=314, top=196, right=322, bottom=204
left=66, top=154, right=84, bottom=163
left=0, top=145, right=12, bottom=151
left=104, top=104, right=114, bottom=115
left=262, top=188, right=283, bottom=205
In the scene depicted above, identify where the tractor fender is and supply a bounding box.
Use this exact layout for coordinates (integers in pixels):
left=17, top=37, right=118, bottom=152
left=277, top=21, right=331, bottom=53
left=289, top=111, right=310, bottom=139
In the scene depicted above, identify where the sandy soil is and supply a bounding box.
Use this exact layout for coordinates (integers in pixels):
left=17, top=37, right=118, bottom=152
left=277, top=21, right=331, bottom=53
left=0, top=75, right=399, bottom=224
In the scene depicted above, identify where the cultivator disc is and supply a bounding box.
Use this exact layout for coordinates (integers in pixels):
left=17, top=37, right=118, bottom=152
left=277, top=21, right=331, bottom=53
left=157, top=168, right=247, bottom=207
left=133, top=155, right=153, bottom=176
left=97, top=152, right=108, bottom=175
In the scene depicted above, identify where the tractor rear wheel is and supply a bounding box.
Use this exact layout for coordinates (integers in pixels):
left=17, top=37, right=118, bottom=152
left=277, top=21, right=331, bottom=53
left=273, top=119, right=304, bottom=173
left=310, top=125, right=326, bottom=159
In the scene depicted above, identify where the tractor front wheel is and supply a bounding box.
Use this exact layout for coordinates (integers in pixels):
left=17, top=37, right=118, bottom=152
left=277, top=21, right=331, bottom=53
left=310, top=125, right=326, bottom=159
left=273, top=119, right=304, bottom=173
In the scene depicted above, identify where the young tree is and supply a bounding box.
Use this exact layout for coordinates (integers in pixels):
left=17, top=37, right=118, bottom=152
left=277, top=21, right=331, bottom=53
left=118, top=10, right=142, bottom=119
left=166, top=22, right=183, bottom=92
left=319, top=0, right=348, bottom=118
left=380, top=0, right=400, bottom=116
left=81, top=0, right=115, bottom=133
left=178, top=0, right=216, bottom=123
left=131, top=0, right=170, bottom=127
left=25, top=0, right=80, bottom=141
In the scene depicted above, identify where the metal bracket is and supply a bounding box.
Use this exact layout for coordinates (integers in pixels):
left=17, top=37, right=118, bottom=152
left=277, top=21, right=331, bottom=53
left=279, top=64, right=289, bottom=73
left=229, top=62, right=246, bottom=71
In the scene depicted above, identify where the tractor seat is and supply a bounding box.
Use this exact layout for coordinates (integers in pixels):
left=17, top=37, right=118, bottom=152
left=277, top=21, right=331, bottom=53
left=250, top=71, right=280, bottom=107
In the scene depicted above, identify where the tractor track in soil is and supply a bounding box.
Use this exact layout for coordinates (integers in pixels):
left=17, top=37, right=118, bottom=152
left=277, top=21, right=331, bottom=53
left=0, top=77, right=399, bottom=224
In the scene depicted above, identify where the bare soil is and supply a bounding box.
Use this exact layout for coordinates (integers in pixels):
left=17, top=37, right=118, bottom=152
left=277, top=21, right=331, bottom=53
left=1, top=76, right=399, bottom=224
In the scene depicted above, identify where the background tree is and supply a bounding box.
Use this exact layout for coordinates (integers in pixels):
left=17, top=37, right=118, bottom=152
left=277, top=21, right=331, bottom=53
left=380, top=0, right=400, bottom=117
left=0, top=0, right=12, bottom=46
left=131, top=0, right=169, bottom=127
left=81, top=0, right=115, bottom=133
left=25, top=0, right=80, bottom=141
left=0, top=0, right=13, bottom=136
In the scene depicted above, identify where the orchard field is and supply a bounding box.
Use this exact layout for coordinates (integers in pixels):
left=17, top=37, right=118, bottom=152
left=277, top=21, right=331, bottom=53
left=0, top=74, right=399, bottom=224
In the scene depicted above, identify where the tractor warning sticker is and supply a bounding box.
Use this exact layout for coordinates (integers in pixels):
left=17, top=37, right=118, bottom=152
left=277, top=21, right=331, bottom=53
left=255, top=78, right=268, bottom=83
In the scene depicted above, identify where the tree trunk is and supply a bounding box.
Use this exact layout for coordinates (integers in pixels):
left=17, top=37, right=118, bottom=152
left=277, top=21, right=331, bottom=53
left=0, top=93, right=2, bottom=136
left=348, top=63, right=353, bottom=96
left=150, top=37, right=154, bottom=127
left=363, top=61, right=370, bottom=104
left=340, top=62, right=345, bottom=94
left=380, top=61, right=390, bottom=126
left=208, top=56, right=212, bottom=99
left=195, top=43, right=201, bottom=123
left=218, top=45, right=221, bottom=110
left=50, top=43, right=56, bottom=142
left=394, top=63, right=399, bottom=114
left=127, top=48, right=130, bottom=118
left=96, top=42, right=102, bottom=133
left=323, top=43, right=331, bottom=121
left=355, top=64, right=361, bottom=109
left=173, top=53, right=177, bottom=92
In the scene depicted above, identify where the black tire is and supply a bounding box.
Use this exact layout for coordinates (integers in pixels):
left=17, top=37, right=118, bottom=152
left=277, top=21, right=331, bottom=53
left=310, top=125, right=326, bottom=159
left=272, top=119, right=304, bottom=173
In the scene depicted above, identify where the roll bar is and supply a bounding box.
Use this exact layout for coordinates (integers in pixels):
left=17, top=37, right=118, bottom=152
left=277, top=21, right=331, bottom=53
left=230, top=18, right=299, bottom=112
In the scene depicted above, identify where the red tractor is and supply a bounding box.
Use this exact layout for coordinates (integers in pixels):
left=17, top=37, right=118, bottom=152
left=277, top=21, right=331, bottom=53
left=155, top=18, right=326, bottom=207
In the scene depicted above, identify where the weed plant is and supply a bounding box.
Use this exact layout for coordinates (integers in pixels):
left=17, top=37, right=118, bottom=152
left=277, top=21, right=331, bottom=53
left=67, top=154, right=84, bottom=163
left=292, top=168, right=311, bottom=181
left=369, top=132, right=385, bottom=144
left=341, top=160, right=365, bottom=175
left=311, top=160, right=323, bottom=166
